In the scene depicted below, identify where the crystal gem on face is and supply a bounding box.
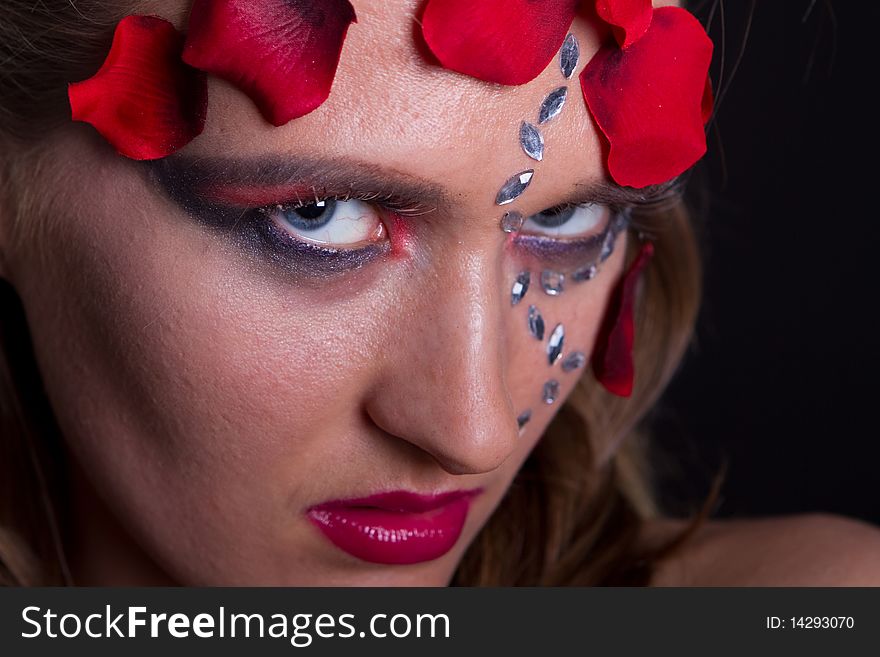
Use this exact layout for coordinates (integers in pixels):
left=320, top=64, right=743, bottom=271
left=561, top=351, right=587, bottom=373
left=541, top=270, right=565, bottom=296
left=547, top=323, right=565, bottom=366
left=520, top=122, right=544, bottom=162
left=543, top=380, right=560, bottom=405
left=539, top=87, right=567, bottom=124
left=517, top=409, right=532, bottom=434
left=501, top=210, right=525, bottom=234
left=572, top=263, right=598, bottom=283
left=511, top=271, right=530, bottom=306
left=528, top=305, right=545, bottom=341
left=600, top=230, right=616, bottom=262
left=496, top=170, right=534, bottom=206
left=560, top=34, right=580, bottom=79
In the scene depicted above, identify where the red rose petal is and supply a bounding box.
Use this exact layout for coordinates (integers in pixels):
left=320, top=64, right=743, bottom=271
left=183, top=0, right=357, bottom=127
left=68, top=16, right=207, bottom=161
left=591, top=241, right=654, bottom=398
left=421, top=0, right=579, bottom=85
left=702, top=75, right=715, bottom=124
left=595, top=0, right=653, bottom=49
left=580, top=7, right=714, bottom=188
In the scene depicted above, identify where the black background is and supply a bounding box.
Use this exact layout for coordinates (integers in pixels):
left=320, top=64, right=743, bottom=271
left=652, top=1, right=880, bottom=525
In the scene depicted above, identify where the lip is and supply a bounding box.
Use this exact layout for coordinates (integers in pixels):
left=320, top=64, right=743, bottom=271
left=307, top=489, right=483, bottom=565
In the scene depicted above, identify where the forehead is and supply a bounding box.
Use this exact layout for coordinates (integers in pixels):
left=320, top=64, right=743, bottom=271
left=168, top=0, right=610, bottom=213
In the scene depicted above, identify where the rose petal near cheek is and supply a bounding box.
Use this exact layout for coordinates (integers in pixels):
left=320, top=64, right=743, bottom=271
left=702, top=74, right=715, bottom=124
left=591, top=241, right=654, bottom=398
left=68, top=16, right=207, bottom=161
left=421, top=0, right=579, bottom=85
left=580, top=6, right=714, bottom=189
left=595, top=0, right=653, bottom=49
left=182, top=0, right=357, bottom=127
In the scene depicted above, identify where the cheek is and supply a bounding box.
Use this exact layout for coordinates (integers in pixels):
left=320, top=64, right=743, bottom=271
left=503, top=236, right=627, bottom=445
left=16, top=156, right=396, bottom=580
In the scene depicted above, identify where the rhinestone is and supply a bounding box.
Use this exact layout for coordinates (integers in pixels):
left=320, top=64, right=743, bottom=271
left=543, top=380, right=560, bottom=405
left=599, top=214, right=630, bottom=262
left=561, top=351, right=587, bottom=373
left=560, top=34, right=580, bottom=79
left=572, top=263, right=598, bottom=283
left=600, top=230, right=616, bottom=262
left=541, top=270, right=565, bottom=296
left=511, top=271, right=530, bottom=306
left=496, top=170, right=535, bottom=206
left=519, top=122, right=544, bottom=162
left=538, top=87, right=568, bottom=124
left=500, top=210, right=525, bottom=233
left=612, top=212, right=630, bottom=234
left=527, top=305, right=545, bottom=340
left=517, top=410, right=532, bottom=434
left=547, top=323, right=565, bottom=366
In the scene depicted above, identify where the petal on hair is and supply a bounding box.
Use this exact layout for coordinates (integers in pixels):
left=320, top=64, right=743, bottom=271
left=591, top=241, right=654, bottom=398
left=183, top=0, right=357, bottom=126
left=702, top=75, right=715, bottom=124
left=421, top=0, right=579, bottom=85
left=68, top=16, right=207, bottom=161
left=580, top=7, right=714, bottom=188
left=594, top=0, right=653, bottom=49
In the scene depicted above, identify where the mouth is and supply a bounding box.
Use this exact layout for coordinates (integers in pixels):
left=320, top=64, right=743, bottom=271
left=306, top=489, right=483, bottom=565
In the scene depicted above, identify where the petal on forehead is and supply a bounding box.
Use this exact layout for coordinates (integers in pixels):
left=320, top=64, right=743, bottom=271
left=182, top=0, right=357, bottom=127
left=68, top=16, right=207, bottom=161
left=580, top=7, right=714, bottom=189
left=421, top=0, right=579, bottom=85
left=595, top=0, right=653, bottom=49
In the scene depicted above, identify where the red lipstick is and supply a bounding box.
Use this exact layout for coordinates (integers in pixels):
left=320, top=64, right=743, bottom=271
left=307, top=489, right=482, bottom=565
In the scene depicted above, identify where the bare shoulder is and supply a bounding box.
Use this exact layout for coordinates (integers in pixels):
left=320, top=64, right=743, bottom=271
left=642, top=513, right=880, bottom=586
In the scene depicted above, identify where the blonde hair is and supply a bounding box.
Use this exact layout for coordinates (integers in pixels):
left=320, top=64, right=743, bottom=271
left=0, top=1, right=714, bottom=586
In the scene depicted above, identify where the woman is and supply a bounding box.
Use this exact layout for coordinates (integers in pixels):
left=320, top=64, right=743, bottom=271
left=1, top=0, right=879, bottom=587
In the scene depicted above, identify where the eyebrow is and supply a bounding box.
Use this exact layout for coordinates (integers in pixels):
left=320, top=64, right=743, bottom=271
left=152, top=154, right=678, bottom=214
left=567, top=178, right=682, bottom=209
left=154, top=155, right=450, bottom=214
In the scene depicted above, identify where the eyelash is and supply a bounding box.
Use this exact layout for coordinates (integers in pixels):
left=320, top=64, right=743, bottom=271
left=249, top=195, right=626, bottom=265
left=264, top=196, right=619, bottom=234
left=179, top=183, right=646, bottom=280
left=523, top=201, right=632, bottom=234
left=275, top=189, right=434, bottom=219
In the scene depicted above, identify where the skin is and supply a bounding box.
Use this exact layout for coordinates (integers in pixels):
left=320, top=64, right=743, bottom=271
left=0, top=1, right=629, bottom=586
left=2, top=0, right=879, bottom=586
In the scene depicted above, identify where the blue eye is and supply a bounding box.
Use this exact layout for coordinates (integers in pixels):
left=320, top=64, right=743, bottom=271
left=522, top=203, right=609, bottom=238
left=268, top=198, right=387, bottom=247
left=282, top=199, right=338, bottom=230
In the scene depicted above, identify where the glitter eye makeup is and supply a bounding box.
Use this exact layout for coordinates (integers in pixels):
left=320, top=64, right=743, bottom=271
left=145, top=156, right=437, bottom=279
left=511, top=204, right=625, bottom=271
left=156, top=184, right=392, bottom=278
left=147, top=155, right=648, bottom=285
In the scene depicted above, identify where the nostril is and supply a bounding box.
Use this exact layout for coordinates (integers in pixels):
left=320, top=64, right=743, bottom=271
left=427, top=417, right=520, bottom=476
left=364, top=384, right=519, bottom=476
left=430, top=448, right=512, bottom=477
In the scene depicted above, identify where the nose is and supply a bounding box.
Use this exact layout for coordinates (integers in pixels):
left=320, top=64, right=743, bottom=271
left=364, top=246, right=520, bottom=476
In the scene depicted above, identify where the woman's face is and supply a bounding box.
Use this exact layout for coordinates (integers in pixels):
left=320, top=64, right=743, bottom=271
left=2, top=0, right=638, bottom=585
